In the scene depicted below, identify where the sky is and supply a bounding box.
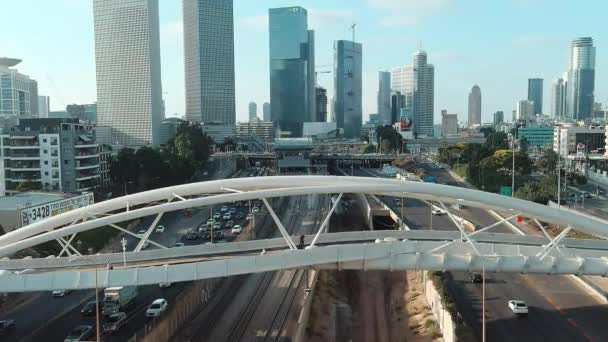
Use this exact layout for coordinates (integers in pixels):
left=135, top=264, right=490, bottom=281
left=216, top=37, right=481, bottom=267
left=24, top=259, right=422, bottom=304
left=1, top=0, right=606, bottom=125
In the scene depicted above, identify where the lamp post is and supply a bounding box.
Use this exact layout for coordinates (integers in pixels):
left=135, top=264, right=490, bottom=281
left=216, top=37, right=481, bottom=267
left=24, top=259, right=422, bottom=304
left=120, top=238, right=127, bottom=267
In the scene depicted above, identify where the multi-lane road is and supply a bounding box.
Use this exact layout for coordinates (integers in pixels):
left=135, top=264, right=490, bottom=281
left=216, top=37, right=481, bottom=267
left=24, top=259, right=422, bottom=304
left=357, top=164, right=608, bottom=341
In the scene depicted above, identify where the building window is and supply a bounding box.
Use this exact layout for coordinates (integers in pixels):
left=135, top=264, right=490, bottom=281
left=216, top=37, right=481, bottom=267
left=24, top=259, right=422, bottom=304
left=44, top=161, right=48, bottom=165
left=42, top=138, right=47, bottom=143
left=43, top=150, right=48, bottom=154
left=44, top=171, right=48, bottom=176
left=64, top=160, right=68, bottom=165
left=51, top=137, right=58, bottom=145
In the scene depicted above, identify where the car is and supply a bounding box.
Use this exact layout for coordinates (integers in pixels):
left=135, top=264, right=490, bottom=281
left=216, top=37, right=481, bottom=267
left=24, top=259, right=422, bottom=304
left=469, top=273, right=483, bottom=284
left=252, top=207, right=259, bottom=214
left=186, top=231, right=199, bottom=240
left=393, top=199, right=401, bottom=205
left=222, top=213, right=231, bottom=220
left=235, top=212, right=244, bottom=219
left=201, top=232, right=211, bottom=241
left=174, top=242, right=185, bottom=248
left=431, top=208, right=446, bottom=216
left=198, top=226, right=209, bottom=233
left=226, top=220, right=234, bottom=227
left=80, top=301, right=98, bottom=317
left=213, top=231, right=224, bottom=240
left=103, top=312, right=127, bottom=333
left=52, top=289, right=71, bottom=297
left=64, top=325, right=94, bottom=342
left=508, top=300, right=528, bottom=315
left=220, top=206, right=228, bottom=212
left=213, top=222, right=222, bottom=230
left=146, top=299, right=168, bottom=318
left=137, top=229, right=147, bottom=236
left=159, top=282, right=172, bottom=288
left=155, top=225, right=165, bottom=233
left=213, top=213, right=221, bottom=219
left=231, top=225, right=242, bottom=234
left=0, top=320, right=15, bottom=334
left=206, top=218, right=214, bottom=226
left=229, top=207, right=236, bottom=213
left=583, top=192, right=592, bottom=198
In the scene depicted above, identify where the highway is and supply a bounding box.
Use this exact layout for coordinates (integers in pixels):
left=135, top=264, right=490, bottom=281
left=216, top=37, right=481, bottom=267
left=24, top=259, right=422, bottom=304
left=357, top=163, right=608, bottom=341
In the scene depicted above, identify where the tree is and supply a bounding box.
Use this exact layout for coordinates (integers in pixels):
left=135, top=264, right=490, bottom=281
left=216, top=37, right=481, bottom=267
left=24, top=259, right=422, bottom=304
left=479, top=126, right=496, bottom=138
left=375, top=125, right=402, bottom=152
left=536, top=149, right=558, bottom=175
left=515, top=176, right=558, bottom=204
left=16, top=180, right=39, bottom=192
left=485, top=132, right=509, bottom=152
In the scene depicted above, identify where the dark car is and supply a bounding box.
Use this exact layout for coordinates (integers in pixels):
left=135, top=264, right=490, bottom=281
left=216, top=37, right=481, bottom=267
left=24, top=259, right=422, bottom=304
left=186, top=231, right=199, bottom=240
left=235, top=212, right=244, bottom=219
left=470, top=273, right=483, bottom=284
left=0, top=320, right=15, bottom=334
left=64, top=325, right=93, bottom=342
left=201, top=232, right=211, bottom=241
left=213, top=231, right=224, bottom=240
left=80, top=301, right=98, bottom=317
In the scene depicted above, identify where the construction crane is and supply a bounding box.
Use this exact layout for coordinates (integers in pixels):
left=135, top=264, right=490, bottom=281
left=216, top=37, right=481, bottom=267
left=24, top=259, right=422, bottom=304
left=315, top=65, right=332, bottom=87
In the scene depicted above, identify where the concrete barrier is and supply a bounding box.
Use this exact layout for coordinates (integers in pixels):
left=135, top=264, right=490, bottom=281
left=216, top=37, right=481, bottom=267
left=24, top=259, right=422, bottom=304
left=422, top=271, right=456, bottom=342
left=293, top=270, right=319, bottom=342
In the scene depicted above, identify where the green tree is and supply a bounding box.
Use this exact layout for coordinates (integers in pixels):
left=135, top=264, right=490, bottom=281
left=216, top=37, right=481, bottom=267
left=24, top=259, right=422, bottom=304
left=485, top=132, right=509, bottom=152
left=536, top=149, right=558, bottom=175
left=375, top=125, right=402, bottom=152
left=479, top=126, right=496, bottom=138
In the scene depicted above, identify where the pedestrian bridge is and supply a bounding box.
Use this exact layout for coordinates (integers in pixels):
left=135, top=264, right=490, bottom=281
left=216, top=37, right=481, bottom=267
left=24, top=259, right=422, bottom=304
left=0, top=176, right=607, bottom=292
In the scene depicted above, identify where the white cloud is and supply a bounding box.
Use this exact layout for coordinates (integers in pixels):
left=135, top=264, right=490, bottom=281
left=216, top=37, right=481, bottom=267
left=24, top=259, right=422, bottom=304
left=369, top=0, right=450, bottom=26
left=237, top=15, right=268, bottom=32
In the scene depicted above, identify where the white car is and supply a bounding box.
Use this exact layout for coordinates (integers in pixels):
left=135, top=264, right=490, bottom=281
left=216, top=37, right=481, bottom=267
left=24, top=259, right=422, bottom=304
left=222, top=213, right=231, bottom=220
left=158, top=282, right=172, bottom=288
left=231, top=225, right=242, bottom=234
left=431, top=208, right=446, bottom=215
left=137, top=229, right=147, bottom=236
left=220, top=206, right=228, bottom=212
left=52, top=289, right=71, bottom=297
left=146, top=298, right=168, bottom=318
left=508, top=300, right=528, bottom=315
left=213, top=213, right=221, bottom=219
left=155, top=225, right=165, bottom=233
left=252, top=207, right=259, bottom=214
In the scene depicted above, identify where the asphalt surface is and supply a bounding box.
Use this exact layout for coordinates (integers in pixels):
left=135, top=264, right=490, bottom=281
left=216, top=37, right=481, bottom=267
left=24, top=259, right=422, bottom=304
left=357, top=164, right=608, bottom=342
left=0, top=161, right=243, bottom=341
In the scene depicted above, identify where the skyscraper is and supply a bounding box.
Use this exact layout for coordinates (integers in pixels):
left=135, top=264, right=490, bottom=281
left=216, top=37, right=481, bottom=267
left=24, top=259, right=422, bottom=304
left=248, top=102, right=257, bottom=123
left=552, top=77, right=567, bottom=120
left=263, top=102, right=271, bottom=122
left=38, top=96, right=50, bottom=118
left=390, top=91, right=406, bottom=125
left=29, top=80, right=38, bottom=118
left=441, top=110, right=458, bottom=136
left=332, top=40, right=362, bottom=139
left=566, top=37, right=595, bottom=120
left=315, top=87, right=328, bottom=122
left=183, top=0, right=235, bottom=125
left=269, top=6, right=315, bottom=137
left=390, top=65, right=415, bottom=119
left=377, top=71, right=391, bottom=125
left=516, top=100, right=534, bottom=120
left=0, top=58, right=38, bottom=119
left=493, top=111, right=504, bottom=126
left=528, top=78, right=543, bottom=115
left=412, top=51, right=434, bottom=137
left=468, top=85, right=481, bottom=128
left=94, top=0, right=163, bottom=146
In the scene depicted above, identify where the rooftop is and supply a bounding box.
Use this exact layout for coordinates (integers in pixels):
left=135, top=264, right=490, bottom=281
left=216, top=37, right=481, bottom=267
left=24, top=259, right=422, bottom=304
left=0, top=192, right=68, bottom=211
left=273, top=138, right=314, bottom=150
left=0, top=57, right=22, bottom=68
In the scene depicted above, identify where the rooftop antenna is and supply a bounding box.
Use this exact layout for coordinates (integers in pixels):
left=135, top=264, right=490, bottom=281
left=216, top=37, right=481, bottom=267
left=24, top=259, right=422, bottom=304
left=350, top=23, right=356, bottom=42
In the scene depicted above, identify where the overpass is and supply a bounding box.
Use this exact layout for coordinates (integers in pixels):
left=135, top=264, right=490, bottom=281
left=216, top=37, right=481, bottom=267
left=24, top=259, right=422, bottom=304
left=0, top=176, right=607, bottom=292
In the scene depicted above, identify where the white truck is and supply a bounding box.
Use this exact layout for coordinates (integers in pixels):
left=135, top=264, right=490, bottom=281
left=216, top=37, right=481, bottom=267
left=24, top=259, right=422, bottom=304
left=102, top=286, right=138, bottom=316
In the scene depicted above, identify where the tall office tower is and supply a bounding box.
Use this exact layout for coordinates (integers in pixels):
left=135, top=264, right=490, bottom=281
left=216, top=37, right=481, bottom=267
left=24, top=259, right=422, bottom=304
left=552, top=78, right=567, bottom=120
left=390, top=65, right=415, bottom=117
left=412, top=51, right=434, bottom=137
left=390, top=91, right=406, bottom=125
left=38, top=96, right=50, bottom=118
left=377, top=71, right=391, bottom=125
left=94, top=0, right=163, bottom=146
left=493, top=111, right=504, bottom=126
left=332, top=40, right=362, bottom=139
left=528, top=78, right=543, bottom=115
left=566, top=37, right=596, bottom=120
left=269, top=6, right=314, bottom=137
left=468, top=85, right=481, bottom=127
left=307, top=30, right=316, bottom=123
left=263, top=102, right=271, bottom=122
left=0, top=58, right=38, bottom=119
left=183, top=0, right=235, bottom=125
left=440, top=110, right=458, bottom=136
left=315, top=87, right=328, bottom=122
left=248, top=102, right=257, bottom=123
left=516, top=100, right=534, bottom=120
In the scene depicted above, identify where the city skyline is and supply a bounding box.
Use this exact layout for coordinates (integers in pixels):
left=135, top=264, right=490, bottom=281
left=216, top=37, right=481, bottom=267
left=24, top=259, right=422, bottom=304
left=1, top=0, right=607, bottom=125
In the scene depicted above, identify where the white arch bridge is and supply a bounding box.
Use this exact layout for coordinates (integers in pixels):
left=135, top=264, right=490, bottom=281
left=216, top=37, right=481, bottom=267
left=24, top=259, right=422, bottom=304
left=0, top=176, right=607, bottom=293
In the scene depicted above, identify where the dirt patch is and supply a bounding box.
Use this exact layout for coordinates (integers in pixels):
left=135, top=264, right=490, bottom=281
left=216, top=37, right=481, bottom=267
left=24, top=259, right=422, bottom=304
left=404, top=271, right=443, bottom=341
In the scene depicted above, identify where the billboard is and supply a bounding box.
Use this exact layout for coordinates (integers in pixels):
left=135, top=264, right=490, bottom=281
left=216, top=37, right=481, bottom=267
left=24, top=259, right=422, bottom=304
left=399, top=108, right=413, bottom=130
left=20, top=193, right=94, bottom=227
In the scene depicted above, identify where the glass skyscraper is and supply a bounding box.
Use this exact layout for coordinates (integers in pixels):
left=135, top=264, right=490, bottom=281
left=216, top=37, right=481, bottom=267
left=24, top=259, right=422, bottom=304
left=183, top=0, right=235, bottom=125
left=566, top=37, right=595, bottom=120
left=468, top=85, right=481, bottom=127
left=377, top=71, right=391, bottom=125
left=332, top=40, right=362, bottom=139
left=527, top=78, right=543, bottom=115
left=0, top=58, right=38, bottom=119
left=269, top=6, right=314, bottom=137
left=93, top=0, right=163, bottom=146
left=413, top=51, right=434, bottom=138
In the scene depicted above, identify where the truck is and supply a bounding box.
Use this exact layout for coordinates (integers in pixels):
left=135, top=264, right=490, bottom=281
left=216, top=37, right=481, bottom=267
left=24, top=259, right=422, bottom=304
left=102, top=287, right=138, bottom=316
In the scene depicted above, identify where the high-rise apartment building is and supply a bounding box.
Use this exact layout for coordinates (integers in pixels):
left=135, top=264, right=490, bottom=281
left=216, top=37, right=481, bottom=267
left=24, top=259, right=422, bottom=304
left=468, top=85, right=481, bottom=127
left=269, top=6, right=315, bottom=137
left=528, top=78, right=543, bottom=115
left=332, top=40, right=362, bottom=139
left=516, top=100, right=534, bottom=120
left=377, top=71, right=391, bottom=125
left=566, top=37, right=595, bottom=120
left=440, top=110, right=458, bottom=136
left=0, top=58, right=38, bottom=119
left=412, top=51, right=434, bottom=137
left=552, top=78, right=567, bottom=120
left=183, top=0, right=235, bottom=125
left=263, top=102, right=271, bottom=122
left=93, top=0, right=163, bottom=146
left=315, top=87, right=328, bottom=122
left=493, top=111, right=504, bottom=126
left=248, top=102, right=257, bottom=123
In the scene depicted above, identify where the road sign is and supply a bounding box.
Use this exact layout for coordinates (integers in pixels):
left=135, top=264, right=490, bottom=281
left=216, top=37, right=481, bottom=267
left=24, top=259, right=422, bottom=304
left=499, top=186, right=512, bottom=197
left=20, top=193, right=94, bottom=227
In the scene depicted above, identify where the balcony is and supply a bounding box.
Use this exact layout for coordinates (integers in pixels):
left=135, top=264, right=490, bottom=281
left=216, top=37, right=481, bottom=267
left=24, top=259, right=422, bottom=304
left=76, top=174, right=100, bottom=181
left=5, top=155, right=40, bottom=160
left=9, top=145, right=40, bottom=150
left=5, top=177, right=42, bottom=182
left=75, top=153, right=100, bottom=160
left=6, top=167, right=41, bottom=172
left=75, top=164, right=100, bottom=171
left=75, top=143, right=98, bottom=149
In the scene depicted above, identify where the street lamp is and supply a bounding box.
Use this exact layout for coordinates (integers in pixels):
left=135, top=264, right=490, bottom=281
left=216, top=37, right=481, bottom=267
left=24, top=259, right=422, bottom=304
left=120, top=238, right=127, bottom=267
